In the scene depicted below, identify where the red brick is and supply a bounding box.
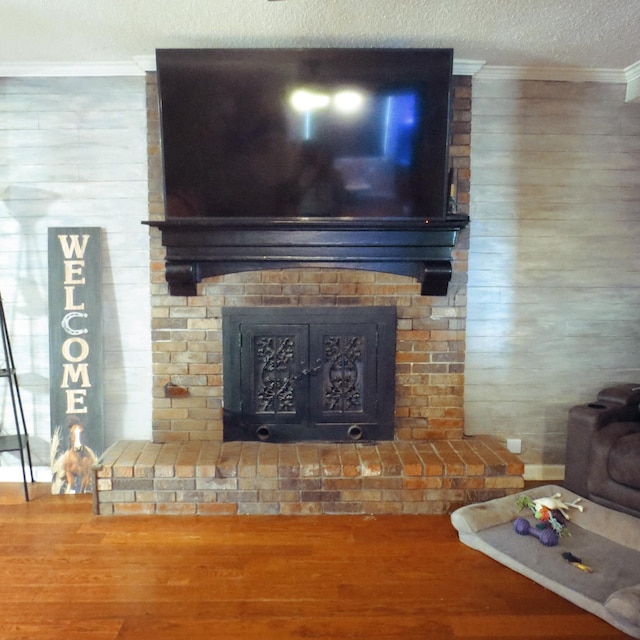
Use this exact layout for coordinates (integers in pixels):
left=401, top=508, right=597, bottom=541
left=413, top=443, right=445, bottom=476
left=377, top=444, right=403, bottom=476
left=448, top=439, right=486, bottom=476
left=356, top=445, right=382, bottom=477
left=318, top=445, right=341, bottom=477
left=257, top=443, right=279, bottom=477
left=278, top=444, right=300, bottom=478
left=216, top=441, right=242, bottom=477
left=197, top=502, right=238, bottom=515
left=431, top=441, right=465, bottom=476
left=238, top=442, right=260, bottom=477
left=393, top=442, right=423, bottom=476
left=337, top=445, right=361, bottom=477
left=297, top=444, right=321, bottom=477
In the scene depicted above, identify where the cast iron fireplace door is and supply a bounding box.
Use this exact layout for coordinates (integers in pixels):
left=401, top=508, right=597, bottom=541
left=222, top=307, right=396, bottom=443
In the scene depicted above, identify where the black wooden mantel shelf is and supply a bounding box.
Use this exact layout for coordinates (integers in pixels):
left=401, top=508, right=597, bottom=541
left=143, top=215, right=470, bottom=297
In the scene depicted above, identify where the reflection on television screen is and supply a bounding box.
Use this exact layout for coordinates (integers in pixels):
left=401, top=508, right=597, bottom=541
left=157, top=49, right=453, bottom=220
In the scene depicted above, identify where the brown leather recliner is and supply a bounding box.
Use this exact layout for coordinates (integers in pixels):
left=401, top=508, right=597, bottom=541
left=564, top=383, right=640, bottom=518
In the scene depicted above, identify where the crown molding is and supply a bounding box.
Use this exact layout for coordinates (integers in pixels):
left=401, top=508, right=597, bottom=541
left=475, top=64, right=627, bottom=83
left=625, top=60, right=640, bottom=102
left=134, top=55, right=156, bottom=72
left=0, top=61, right=144, bottom=77
left=626, top=59, right=640, bottom=82
left=1, top=55, right=638, bottom=91
left=453, top=59, right=485, bottom=76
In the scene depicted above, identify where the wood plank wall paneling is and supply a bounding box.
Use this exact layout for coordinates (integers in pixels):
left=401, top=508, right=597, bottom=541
left=0, top=76, right=153, bottom=475
left=465, top=78, right=640, bottom=466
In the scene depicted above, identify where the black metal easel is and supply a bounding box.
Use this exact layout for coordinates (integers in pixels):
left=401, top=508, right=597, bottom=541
left=0, top=292, right=34, bottom=501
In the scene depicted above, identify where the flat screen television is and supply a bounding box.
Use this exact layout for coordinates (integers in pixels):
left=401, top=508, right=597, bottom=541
left=155, top=48, right=454, bottom=220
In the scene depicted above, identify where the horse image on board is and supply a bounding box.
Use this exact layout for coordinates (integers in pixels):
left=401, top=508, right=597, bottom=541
left=51, top=417, right=97, bottom=494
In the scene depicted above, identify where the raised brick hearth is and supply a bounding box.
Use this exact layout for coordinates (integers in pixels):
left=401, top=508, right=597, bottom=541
left=93, top=436, right=524, bottom=515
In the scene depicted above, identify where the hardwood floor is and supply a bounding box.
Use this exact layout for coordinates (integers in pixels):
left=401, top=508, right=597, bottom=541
left=0, top=483, right=628, bottom=639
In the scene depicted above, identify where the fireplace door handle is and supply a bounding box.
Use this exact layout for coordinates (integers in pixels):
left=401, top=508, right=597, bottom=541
left=293, top=359, right=322, bottom=380
left=305, top=360, right=322, bottom=377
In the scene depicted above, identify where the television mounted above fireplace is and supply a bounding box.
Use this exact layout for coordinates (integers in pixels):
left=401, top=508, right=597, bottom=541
left=144, top=47, right=469, bottom=296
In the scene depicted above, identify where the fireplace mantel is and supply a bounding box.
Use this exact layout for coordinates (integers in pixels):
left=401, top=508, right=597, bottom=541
left=143, top=215, right=469, bottom=296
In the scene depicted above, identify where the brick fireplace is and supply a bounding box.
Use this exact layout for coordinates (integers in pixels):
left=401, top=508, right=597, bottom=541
left=93, top=74, right=525, bottom=515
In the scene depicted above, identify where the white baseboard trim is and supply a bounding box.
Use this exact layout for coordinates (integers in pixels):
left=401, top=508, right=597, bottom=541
left=524, top=464, right=565, bottom=482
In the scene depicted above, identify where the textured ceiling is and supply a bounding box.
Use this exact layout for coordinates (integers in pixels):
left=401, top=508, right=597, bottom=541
left=1, top=0, right=639, bottom=71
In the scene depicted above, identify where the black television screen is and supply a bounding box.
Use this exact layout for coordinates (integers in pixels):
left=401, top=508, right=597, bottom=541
left=156, top=48, right=453, bottom=220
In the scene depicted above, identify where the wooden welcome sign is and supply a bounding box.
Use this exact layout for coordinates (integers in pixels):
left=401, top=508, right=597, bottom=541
left=48, top=228, right=103, bottom=495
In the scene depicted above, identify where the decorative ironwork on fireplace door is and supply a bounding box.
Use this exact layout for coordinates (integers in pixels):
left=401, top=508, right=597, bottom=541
left=222, top=307, right=396, bottom=443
